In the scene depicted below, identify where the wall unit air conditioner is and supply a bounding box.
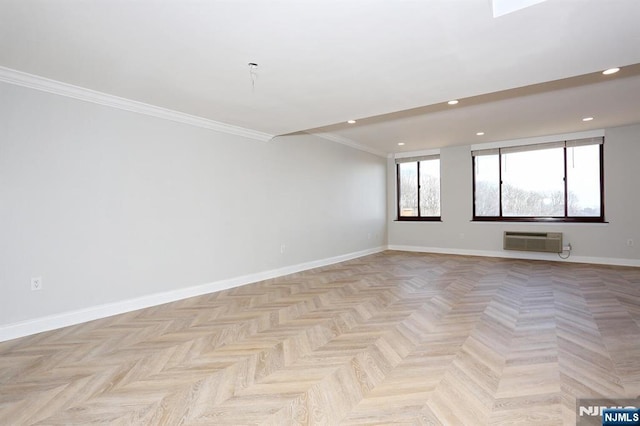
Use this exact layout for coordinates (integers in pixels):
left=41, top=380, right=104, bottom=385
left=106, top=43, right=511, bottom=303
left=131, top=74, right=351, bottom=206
left=503, top=231, right=563, bottom=253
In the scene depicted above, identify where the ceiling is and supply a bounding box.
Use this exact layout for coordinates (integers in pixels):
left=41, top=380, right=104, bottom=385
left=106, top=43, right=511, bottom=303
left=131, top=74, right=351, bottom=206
left=1, top=0, right=640, bottom=155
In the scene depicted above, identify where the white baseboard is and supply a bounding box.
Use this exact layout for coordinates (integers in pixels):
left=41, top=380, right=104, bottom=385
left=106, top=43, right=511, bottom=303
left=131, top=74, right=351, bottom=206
left=387, top=245, right=640, bottom=267
left=0, top=246, right=385, bottom=342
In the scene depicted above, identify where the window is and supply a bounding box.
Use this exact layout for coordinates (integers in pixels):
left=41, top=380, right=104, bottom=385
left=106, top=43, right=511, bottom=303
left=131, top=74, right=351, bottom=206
left=396, top=155, right=441, bottom=221
left=472, top=137, right=604, bottom=222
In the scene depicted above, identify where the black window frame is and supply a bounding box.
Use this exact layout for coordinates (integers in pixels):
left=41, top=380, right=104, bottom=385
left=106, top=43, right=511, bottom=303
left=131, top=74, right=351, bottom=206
left=472, top=138, right=605, bottom=223
left=396, top=155, right=441, bottom=222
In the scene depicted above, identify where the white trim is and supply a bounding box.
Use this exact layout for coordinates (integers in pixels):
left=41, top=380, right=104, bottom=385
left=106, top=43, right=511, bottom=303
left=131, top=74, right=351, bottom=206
left=311, top=132, right=387, bottom=158
left=470, top=129, right=605, bottom=151
left=393, top=148, right=440, bottom=160
left=388, top=244, right=640, bottom=268
left=0, top=246, right=385, bottom=342
left=0, top=66, right=273, bottom=142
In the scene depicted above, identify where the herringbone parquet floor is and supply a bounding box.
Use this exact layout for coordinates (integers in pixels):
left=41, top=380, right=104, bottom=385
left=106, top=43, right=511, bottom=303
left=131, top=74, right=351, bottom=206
left=1, top=251, right=639, bottom=425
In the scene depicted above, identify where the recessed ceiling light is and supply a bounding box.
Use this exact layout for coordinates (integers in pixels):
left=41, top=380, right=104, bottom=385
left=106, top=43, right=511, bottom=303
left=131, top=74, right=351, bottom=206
left=602, top=67, right=620, bottom=75
left=347, top=120, right=356, bottom=124
left=476, top=132, right=485, bottom=136
left=582, top=117, right=594, bottom=122
left=448, top=100, right=459, bottom=105
left=398, top=142, right=405, bottom=146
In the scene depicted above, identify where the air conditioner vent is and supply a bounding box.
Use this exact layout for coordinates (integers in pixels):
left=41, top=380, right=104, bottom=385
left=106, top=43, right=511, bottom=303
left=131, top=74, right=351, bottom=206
left=503, top=231, right=563, bottom=253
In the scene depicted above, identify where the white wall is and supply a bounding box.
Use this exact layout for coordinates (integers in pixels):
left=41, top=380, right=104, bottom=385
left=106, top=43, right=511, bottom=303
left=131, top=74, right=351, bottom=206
left=388, top=124, right=640, bottom=266
left=0, top=82, right=387, bottom=333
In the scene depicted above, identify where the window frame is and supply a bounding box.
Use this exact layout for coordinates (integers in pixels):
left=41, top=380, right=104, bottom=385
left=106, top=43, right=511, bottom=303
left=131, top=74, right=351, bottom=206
left=396, top=155, right=441, bottom=222
left=472, top=139, right=605, bottom=223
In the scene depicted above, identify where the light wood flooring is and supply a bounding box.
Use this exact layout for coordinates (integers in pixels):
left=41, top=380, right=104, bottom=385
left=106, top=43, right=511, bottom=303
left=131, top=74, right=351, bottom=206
left=1, top=251, right=640, bottom=425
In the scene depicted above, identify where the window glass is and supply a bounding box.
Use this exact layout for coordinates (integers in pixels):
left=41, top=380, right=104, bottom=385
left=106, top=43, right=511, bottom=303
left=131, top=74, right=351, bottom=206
left=567, top=144, right=601, bottom=216
left=398, top=162, right=418, bottom=217
left=471, top=138, right=603, bottom=222
left=419, top=159, right=440, bottom=217
left=474, top=154, right=500, bottom=216
left=501, top=147, right=564, bottom=217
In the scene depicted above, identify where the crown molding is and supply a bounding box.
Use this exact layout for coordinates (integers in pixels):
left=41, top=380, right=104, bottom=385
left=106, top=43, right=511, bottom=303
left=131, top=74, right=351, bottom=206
left=0, top=66, right=273, bottom=142
left=311, top=132, right=387, bottom=157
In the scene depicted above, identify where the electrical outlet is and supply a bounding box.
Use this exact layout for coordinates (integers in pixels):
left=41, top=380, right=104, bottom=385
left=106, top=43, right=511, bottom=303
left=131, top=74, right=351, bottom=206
left=280, top=244, right=286, bottom=254
left=627, top=239, right=635, bottom=247
left=31, top=276, right=42, bottom=291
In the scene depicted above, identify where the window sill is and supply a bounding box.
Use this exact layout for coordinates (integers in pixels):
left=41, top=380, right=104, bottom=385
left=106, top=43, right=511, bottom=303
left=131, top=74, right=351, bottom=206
left=471, top=218, right=608, bottom=225
left=395, top=217, right=442, bottom=222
